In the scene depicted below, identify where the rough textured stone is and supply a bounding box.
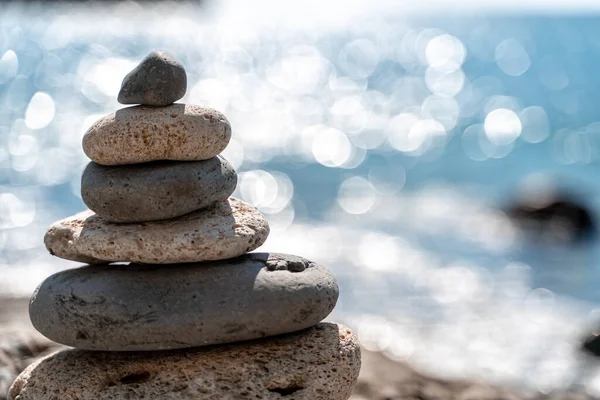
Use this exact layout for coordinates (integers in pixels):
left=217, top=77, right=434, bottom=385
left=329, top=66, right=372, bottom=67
left=44, top=198, right=269, bottom=264
left=0, top=332, right=62, bottom=399
left=9, top=323, right=360, bottom=400
left=81, top=156, right=237, bottom=223
left=0, top=298, right=67, bottom=400
left=29, top=253, right=338, bottom=351
left=118, top=51, right=187, bottom=106
left=82, top=104, right=231, bottom=166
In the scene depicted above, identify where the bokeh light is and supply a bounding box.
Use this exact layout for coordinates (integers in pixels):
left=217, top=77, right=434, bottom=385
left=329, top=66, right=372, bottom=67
left=484, top=108, right=522, bottom=145
left=425, top=34, right=466, bottom=73
left=495, top=38, right=531, bottom=76
left=25, top=92, right=55, bottom=129
left=337, top=176, right=376, bottom=214
left=2, top=1, right=600, bottom=394
left=0, top=49, right=18, bottom=84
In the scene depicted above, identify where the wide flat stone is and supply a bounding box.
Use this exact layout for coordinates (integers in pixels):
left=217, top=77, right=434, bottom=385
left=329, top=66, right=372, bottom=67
left=118, top=51, right=187, bottom=106
left=82, top=104, right=231, bottom=166
left=29, top=253, right=338, bottom=351
left=10, top=323, right=360, bottom=400
left=81, top=156, right=237, bottom=223
left=44, top=198, right=269, bottom=264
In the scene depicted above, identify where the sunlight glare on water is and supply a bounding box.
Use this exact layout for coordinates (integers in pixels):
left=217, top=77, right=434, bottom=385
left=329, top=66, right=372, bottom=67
left=4, top=0, right=600, bottom=393
left=484, top=108, right=522, bottom=145
left=495, top=38, right=531, bottom=77
left=337, top=176, right=376, bottom=214
left=25, top=92, right=55, bottom=130
left=425, top=34, right=466, bottom=73
left=0, top=49, right=18, bottom=84
left=312, top=127, right=353, bottom=167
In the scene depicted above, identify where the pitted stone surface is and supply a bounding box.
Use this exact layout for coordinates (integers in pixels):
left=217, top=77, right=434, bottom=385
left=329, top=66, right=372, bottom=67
left=81, top=156, right=237, bottom=223
left=118, top=51, right=187, bottom=106
left=44, top=198, right=269, bottom=264
left=9, top=323, right=360, bottom=400
left=29, top=255, right=338, bottom=350
left=265, top=253, right=312, bottom=272
left=82, top=104, right=231, bottom=166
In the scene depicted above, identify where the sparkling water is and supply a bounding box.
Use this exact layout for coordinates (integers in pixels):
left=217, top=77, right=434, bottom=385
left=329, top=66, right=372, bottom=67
left=3, top=0, right=600, bottom=394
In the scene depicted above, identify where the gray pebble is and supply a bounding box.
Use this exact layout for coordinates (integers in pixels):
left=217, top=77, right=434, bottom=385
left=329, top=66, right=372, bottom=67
left=81, top=156, right=237, bottom=223
left=118, top=51, right=186, bottom=106
left=29, top=253, right=339, bottom=351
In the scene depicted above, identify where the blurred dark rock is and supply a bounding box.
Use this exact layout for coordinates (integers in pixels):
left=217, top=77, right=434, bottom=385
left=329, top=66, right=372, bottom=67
left=581, top=332, right=600, bottom=358
left=118, top=50, right=186, bottom=106
left=506, top=189, right=596, bottom=244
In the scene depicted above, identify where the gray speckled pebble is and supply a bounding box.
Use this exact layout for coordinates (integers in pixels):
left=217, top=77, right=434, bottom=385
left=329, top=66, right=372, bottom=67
left=29, top=253, right=339, bottom=351
left=81, top=157, right=237, bottom=223
left=118, top=51, right=186, bottom=106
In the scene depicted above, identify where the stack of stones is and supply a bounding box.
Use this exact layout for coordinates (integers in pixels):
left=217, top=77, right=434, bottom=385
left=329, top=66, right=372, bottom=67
left=9, top=52, right=361, bottom=399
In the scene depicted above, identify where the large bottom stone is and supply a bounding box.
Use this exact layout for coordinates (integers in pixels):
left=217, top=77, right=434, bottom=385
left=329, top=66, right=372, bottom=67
left=43, top=197, right=269, bottom=264
left=29, top=253, right=339, bottom=351
left=9, top=323, right=361, bottom=400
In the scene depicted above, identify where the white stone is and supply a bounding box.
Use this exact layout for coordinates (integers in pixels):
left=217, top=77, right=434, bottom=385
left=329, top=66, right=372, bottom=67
left=82, top=104, right=231, bottom=166
left=44, top=198, right=269, bottom=264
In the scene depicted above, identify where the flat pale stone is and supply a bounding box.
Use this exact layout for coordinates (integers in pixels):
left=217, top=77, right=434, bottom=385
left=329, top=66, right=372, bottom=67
left=29, top=253, right=339, bottom=351
left=82, top=104, right=231, bottom=166
left=44, top=198, right=269, bottom=264
left=10, top=323, right=361, bottom=400
left=118, top=51, right=187, bottom=106
left=81, top=156, right=237, bottom=223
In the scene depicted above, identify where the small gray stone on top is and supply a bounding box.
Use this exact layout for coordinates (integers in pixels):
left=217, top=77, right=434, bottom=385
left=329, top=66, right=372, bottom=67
left=118, top=51, right=187, bottom=106
left=81, top=156, right=237, bottom=223
left=29, top=253, right=339, bottom=351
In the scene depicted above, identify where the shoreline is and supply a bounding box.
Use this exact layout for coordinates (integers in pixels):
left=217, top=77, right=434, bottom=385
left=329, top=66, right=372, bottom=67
left=0, top=297, right=591, bottom=400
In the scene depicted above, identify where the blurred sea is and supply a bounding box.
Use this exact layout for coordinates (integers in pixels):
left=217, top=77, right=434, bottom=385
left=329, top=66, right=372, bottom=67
left=4, top=0, right=600, bottom=394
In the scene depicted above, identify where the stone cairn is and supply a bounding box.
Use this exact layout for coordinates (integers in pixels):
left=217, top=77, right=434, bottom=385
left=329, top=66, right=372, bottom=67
left=9, top=51, right=361, bottom=399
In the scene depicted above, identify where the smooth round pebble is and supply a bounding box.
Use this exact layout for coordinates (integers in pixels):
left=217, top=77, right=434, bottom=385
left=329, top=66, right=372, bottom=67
left=29, top=253, right=338, bottom=351
left=81, top=156, right=237, bottom=223
left=82, top=104, right=231, bottom=166
left=44, top=198, right=269, bottom=264
left=10, top=323, right=360, bottom=400
left=118, top=51, right=187, bottom=106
